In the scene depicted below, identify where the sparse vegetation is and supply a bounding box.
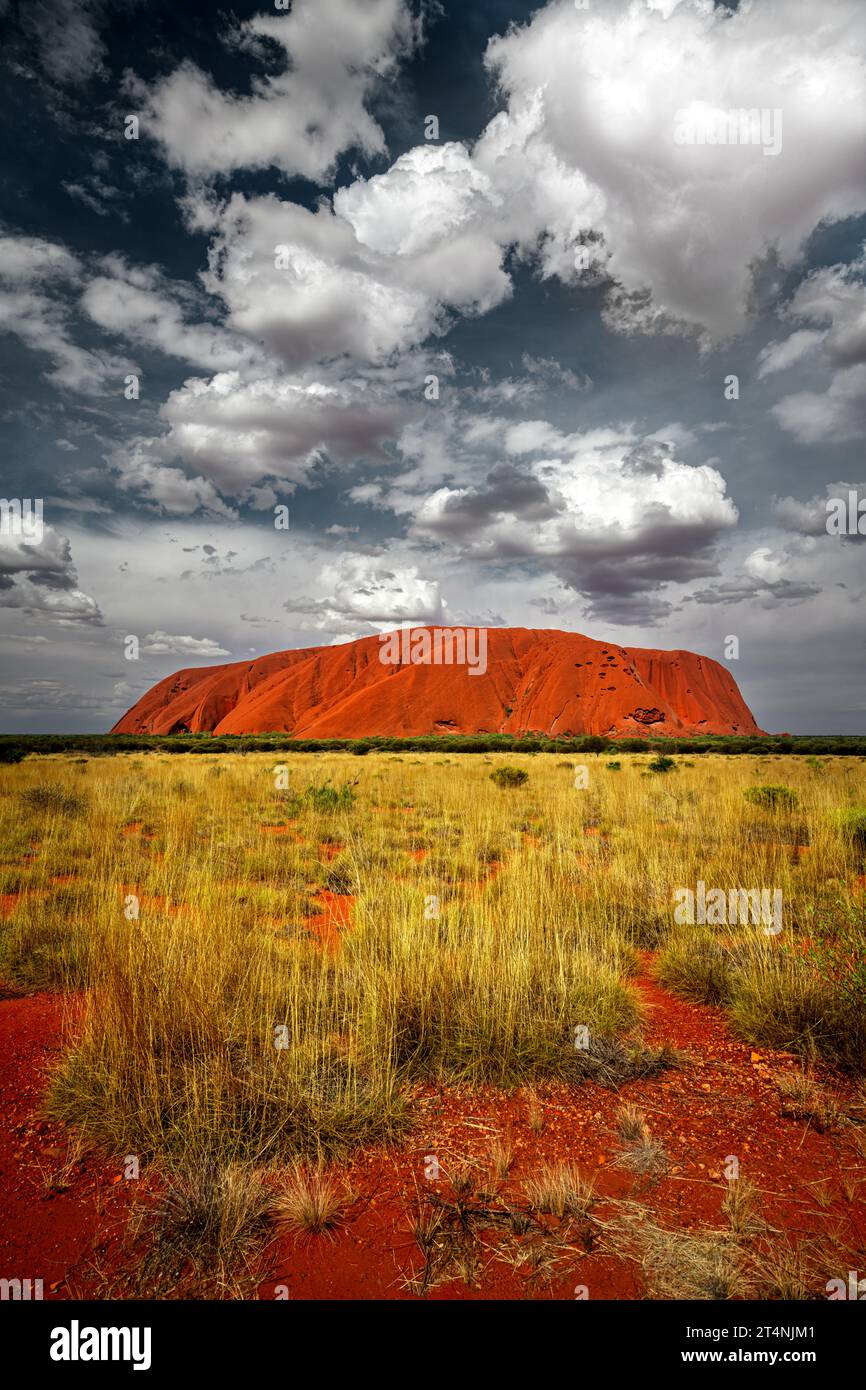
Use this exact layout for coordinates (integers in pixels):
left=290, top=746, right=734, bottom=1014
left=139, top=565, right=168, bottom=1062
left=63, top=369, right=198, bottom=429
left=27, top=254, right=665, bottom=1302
left=131, top=1158, right=271, bottom=1295
left=523, top=1163, right=595, bottom=1219
left=616, top=1102, right=649, bottom=1143
left=744, top=785, right=799, bottom=810
left=598, top=1182, right=848, bottom=1301
left=647, top=755, right=676, bottom=774
left=837, top=806, right=866, bottom=853
left=656, top=931, right=735, bottom=1004
left=405, top=1164, right=593, bottom=1296
left=613, top=1107, right=668, bottom=1180
left=489, top=765, right=529, bottom=788
left=271, top=1164, right=353, bottom=1236
left=487, top=1135, right=514, bottom=1183
left=0, top=748, right=863, bottom=1295
left=525, top=1087, right=544, bottom=1134
left=777, top=1069, right=842, bottom=1132
left=19, top=783, right=87, bottom=816
left=599, top=1200, right=747, bottom=1298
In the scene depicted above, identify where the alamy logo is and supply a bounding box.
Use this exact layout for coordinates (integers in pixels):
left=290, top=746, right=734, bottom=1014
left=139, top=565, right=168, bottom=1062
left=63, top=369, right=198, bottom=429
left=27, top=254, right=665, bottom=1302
left=50, top=1320, right=152, bottom=1371
left=0, top=1277, right=43, bottom=1300
left=826, top=492, right=866, bottom=535
left=379, top=626, right=488, bottom=676
left=826, top=1270, right=866, bottom=1300
left=674, top=106, right=782, bottom=157
left=0, top=498, right=43, bottom=544
left=674, top=881, right=783, bottom=935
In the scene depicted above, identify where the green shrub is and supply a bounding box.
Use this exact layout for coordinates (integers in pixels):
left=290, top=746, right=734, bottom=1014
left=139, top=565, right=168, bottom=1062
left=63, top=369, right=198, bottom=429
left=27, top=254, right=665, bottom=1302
left=743, top=785, right=799, bottom=811
left=606, top=760, right=622, bottom=771
left=19, top=784, right=87, bottom=816
left=489, top=766, right=529, bottom=788
left=729, top=952, right=866, bottom=1073
left=647, top=755, right=676, bottom=774
left=656, top=932, right=734, bottom=1004
left=324, top=861, right=354, bottom=894
left=0, top=905, right=90, bottom=989
left=837, top=807, right=866, bottom=852
left=794, top=892, right=866, bottom=1020
left=284, top=783, right=358, bottom=811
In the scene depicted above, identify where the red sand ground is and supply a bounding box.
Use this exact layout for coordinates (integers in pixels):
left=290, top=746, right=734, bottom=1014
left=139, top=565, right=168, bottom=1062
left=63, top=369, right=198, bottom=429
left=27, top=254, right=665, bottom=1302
left=2, top=815, right=862, bottom=1299
left=0, top=990, right=137, bottom=1297
left=111, top=627, right=762, bottom=740
left=1, top=953, right=863, bottom=1300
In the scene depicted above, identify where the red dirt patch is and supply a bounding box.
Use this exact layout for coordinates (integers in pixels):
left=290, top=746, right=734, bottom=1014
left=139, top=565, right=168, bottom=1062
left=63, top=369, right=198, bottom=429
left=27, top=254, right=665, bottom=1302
left=0, top=888, right=49, bottom=917
left=0, top=992, right=138, bottom=1297
left=260, top=824, right=303, bottom=840
left=121, top=822, right=155, bottom=841
left=305, top=891, right=355, bottom=952
left=1, top=957, right=863, bottom=1300
left=250, top=954, right=866, bottom=1299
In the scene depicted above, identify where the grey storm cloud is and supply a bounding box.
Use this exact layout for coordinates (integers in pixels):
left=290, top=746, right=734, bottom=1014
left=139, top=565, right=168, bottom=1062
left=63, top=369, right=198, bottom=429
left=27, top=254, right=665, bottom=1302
left=412, top=464, right=561, bottom=540
left=691, top=577, right=822, bottom=607
left=406, top=430, right=738, bottom=624
left=0, top=526, right=103, bottom=623
left=774, top=483, right=866, bottom=540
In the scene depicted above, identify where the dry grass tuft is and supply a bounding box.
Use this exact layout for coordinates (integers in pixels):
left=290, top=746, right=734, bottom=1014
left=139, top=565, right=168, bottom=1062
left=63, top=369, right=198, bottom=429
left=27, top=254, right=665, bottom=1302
left=487, top=1135, right=514, bottom=1184
left=271, top=1163, right=354, bottom=1236
left=405, top=1162, right=593, bottom=1296
left=598, top=1200, right=748, bottom=1300
left=523, top=1163, right=595, bottom=1220
left=598, top=1183, right=846, bottom=1302
left=525, top=1087, right=545, bottom=1134
left=132, top=1158, right=271, bottom=1295
left=613, top=1105, right=668, bottom=1181
left=616, top=1102, right=650, bottom=1143
left=777, top=1069, right=842, bottom=1132
left=721, top=1178, right=767, bottom=1238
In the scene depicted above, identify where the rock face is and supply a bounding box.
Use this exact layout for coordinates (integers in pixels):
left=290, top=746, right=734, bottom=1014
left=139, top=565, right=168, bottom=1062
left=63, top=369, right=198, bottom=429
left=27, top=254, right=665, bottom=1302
left=111, top=627, right=763, bottom=738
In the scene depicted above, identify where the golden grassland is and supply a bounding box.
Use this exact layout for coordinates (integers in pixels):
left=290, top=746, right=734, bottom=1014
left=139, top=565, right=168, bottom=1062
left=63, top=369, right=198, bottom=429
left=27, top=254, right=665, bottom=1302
left=1, top=749, right=863, bottom=1185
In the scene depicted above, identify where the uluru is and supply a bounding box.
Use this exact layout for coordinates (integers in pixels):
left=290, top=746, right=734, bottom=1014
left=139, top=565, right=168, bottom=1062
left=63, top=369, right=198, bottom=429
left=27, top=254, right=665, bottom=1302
left=111, top=627, right=763, bottom=738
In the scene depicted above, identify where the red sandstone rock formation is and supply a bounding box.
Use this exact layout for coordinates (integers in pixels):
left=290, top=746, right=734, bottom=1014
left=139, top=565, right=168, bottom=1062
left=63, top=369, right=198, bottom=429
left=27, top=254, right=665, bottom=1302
left=111, top=627, right=763, bottom=738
